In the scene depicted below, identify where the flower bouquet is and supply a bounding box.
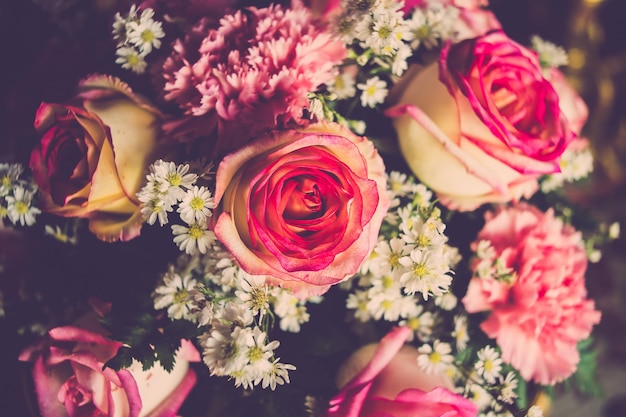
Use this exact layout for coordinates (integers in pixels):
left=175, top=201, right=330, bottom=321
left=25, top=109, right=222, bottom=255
left=0, top=1, right=619, bottom=417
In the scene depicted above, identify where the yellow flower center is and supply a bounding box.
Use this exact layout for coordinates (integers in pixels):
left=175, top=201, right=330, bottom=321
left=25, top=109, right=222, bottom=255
left=381, top=276, right=394, bottom=289
left=248, top=346, right=264, bottom=363
left=127, top=54, right=140, bottom=66
left=188, top=224, right=204, bottom=239
left=173, top=289, right=189, bottom=304
left=190, top=196, right=205, bottom=211
left=413, top=263, right=428, bottom=278
left=167, top=172, right=182, bottom=187
left=141, top=29, right=155, bottom=43
left=377, top=26, right=391, bottom=40
left=429, top=351, right=441, bottom=364
left=15, top=201, right=29, bottom=215
left=408, top=317, right=421, bottom=330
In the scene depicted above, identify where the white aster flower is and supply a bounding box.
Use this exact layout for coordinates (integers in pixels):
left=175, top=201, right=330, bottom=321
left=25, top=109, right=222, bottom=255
left=327, top=71, right=357, bottom=100
left=152, top=161, right=198, bottom=201
left=201, top=326, right=252, bottom=376
left=0, top=163, right=23, bottom=197
left=466, top=380, right=492, bottom=412
left=475, top=346, right=503, bottom=384
left=433, top=291, right=457, bottom=310
left=398, top=249, right=452, bottom=299
left=452, top=315, right=469, bottom=351
left=5, top=186, right=40, bottom=226
left=357, top=76, right=388, bottom=108
left=261, top=359, right=296, bottom=390
left=362, top=8, right=407, bottom=55
left=531, top=35, right=569, bottom=69
left=346, top=289, right=373, bottom=322
left=235, top=274, right=270, bottom=318
left=115, top=46, right=147, bottom=74
left=153, top=271, right=197, bottom=320
left=399, top=306, right=435, bottom=342
left=366, top=282, right=407, bottom=321
left=386, top=171, right=413, bottom=199
left=243, top=328, right=280, bottom=381
left=498, top=371, right=518, bottom=404
left=372, top=238, right=411, bottom=278
left=127, top=10, right=164, bottom=55
left=417, top=339, right=453, bottom=374
left=217, top=301, right=255, bottom=330
left=177, top=185, right=215, bottom=224
left=272, top=289, right=310, bottom=333
left=112, top=5, right=138, bottom=45
left=172, top=222, right=216, bottom=255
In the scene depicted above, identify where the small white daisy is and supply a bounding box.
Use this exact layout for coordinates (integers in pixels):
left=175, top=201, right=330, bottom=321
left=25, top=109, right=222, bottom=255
left=153, top=270, right=197, bottom=320
left=346, top=289, right=373, bottom=322
left=327, top=71, right=357, bottom=100
left=417, top=339, right=453, bottom=374
left=272, top=289, right=310, bottom=333
left=452, top=315, right=469, bottom=351
left=0, top=163, right=22, bottom=197
left=398, top=249, right=452, bottom=299
left=357, top=76, right=388, bottom=108
left=5, top=186, right=40, bottom=226
left=127, top=15, right=165, bottom=55
left=371, top=238, right=411, bottom=278
left=498, top=371, right=519, bottom=404
left=115, top=46, right=147, bottom=74
left=177, top=185, right=215, bottom=224
left=475, top=346, right=503, bottom=384
left=201, top=326, right=251, bottom=376
left=531, top=35, right=569, bottom=69
left=399, top=306, right=435, bottom=342
left=235, top=274, right=270, bottom=318
left=261, top=359, right=296, bottom=390
left=172, top=222, right=216, bottom=254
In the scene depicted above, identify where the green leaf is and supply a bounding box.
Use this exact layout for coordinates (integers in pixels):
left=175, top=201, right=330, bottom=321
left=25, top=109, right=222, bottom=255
left=516, top=374, right=528, bottom=410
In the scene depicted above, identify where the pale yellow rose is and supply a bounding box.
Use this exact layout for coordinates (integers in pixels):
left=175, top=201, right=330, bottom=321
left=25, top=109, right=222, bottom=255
left=30, top=75, right=164, bottom=241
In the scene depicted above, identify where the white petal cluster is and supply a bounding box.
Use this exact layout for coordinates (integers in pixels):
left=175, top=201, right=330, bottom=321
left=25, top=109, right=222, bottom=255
left=0, top=163, right=41, bottom=227
left=112, top=5, right=164, bottom=73
left=137, top=160, right=217, bottom=255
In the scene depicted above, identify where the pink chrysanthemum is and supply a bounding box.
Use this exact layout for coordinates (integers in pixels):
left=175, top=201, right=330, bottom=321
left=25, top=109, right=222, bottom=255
left=161, top=2, right=346, bottom=157
left=462, top=203, right=601, bottom=385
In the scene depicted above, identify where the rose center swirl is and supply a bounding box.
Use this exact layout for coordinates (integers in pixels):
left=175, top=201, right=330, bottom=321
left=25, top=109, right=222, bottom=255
left=283, top=177, right=324, bottom=220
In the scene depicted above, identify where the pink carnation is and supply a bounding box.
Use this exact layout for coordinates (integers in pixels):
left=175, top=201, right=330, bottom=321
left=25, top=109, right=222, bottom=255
left=462, top=203, right=601, bottom=385
left=161, top=2, right=346, bottom=158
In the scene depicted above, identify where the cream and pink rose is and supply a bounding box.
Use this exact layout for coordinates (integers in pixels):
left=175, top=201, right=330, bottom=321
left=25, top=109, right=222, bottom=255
left=326, top=326, right=477, bottom=417
left=29, top=75, right=164, bottom=242
left=387, top=30, right=576, bottom=211
left=462, top=203, right=601, bottom=385
left=213, top=122, right=389, bottom=298
left=19, top=313, right=199, bottom=417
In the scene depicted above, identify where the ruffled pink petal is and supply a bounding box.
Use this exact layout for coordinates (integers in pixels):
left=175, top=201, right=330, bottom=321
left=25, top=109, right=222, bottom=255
left=327, top=327, right=411, bottom=417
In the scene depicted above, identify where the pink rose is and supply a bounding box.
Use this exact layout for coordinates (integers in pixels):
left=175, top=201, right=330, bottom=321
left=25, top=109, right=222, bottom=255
left=29, top=75, right=163, bottom=242
left=387, top=30, right=576, bottom=211
left=19, top=313, right=199, bottom=417
left=326, top=327, right=477, bottom=417
left=462, top=203, right=601, bottom=385
left=214, top=122, right=389, bottom=298
left=546, top=68, right=588, bottom=135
